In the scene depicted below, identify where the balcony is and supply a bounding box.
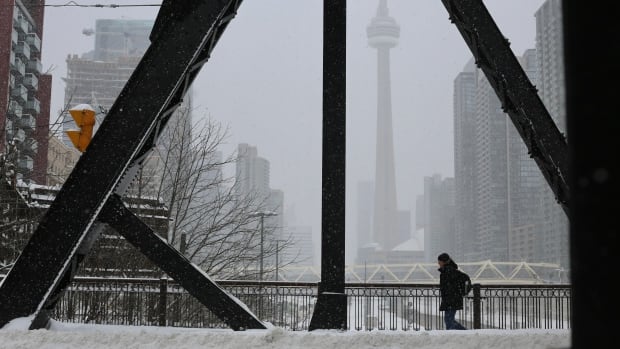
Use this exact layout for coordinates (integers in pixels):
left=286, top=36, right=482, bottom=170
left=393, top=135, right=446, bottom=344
left=26, top=58, right=42, bottom=76
left=15, top=41, right=30, bottom=60
left=10, top=53, right=26, bottom=77
left=11, top=85, right=28, bottom=104
left=26, top=33, right=41, bottom=53
left=25, top=98, right=41, bottom=115
left=13, top=16, right=29, bottom=34
left=8, top=128, right=26, bottom=143
left=7, top=100, right=23, bottom=119
left=19, top=114, right=37, bottom=132
left=23, top=73, right=38, bottom=90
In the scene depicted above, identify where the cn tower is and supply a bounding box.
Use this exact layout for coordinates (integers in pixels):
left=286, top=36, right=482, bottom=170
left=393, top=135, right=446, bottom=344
left=367, top=0, right=401, bottom=251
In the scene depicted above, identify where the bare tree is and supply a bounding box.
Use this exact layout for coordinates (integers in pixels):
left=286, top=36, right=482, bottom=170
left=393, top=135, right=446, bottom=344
left=128, top=107, right=295, bottom=280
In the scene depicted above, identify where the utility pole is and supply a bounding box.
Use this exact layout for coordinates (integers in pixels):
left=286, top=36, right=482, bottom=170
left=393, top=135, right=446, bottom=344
left=249, top=211, right=278, bottom=282
left=249, top=210, right=277, bottom=319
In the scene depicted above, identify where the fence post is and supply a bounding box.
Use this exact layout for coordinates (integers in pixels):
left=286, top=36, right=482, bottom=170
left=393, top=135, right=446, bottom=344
left=159, top=277, right=168, bottom=326
left=473, top=283, right=481, bottom=329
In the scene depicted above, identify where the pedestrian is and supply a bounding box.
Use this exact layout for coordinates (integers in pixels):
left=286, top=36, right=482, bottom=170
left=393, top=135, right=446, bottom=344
left=437, top=252, right=468, bottom=330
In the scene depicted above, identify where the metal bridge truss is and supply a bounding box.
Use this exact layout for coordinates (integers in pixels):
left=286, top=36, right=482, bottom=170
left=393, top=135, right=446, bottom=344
left=0, top=0, right=568, bottom=331
left=0, top=0, right=263, bottom=331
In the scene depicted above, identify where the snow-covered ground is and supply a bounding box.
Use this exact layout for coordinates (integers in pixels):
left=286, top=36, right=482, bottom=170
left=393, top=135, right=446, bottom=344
left=0, top=317, right=570, bottom=349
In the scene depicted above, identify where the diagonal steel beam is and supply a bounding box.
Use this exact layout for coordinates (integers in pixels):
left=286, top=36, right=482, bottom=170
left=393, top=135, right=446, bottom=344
left=441, top=0, right=570, bottom=215
left=0, top=0, right=258, bottom=330
left=99, top=195, right=264, bottom=330
left=134, top=0, right=242, bottom=162
left=27, top=3, right=246, bottom=328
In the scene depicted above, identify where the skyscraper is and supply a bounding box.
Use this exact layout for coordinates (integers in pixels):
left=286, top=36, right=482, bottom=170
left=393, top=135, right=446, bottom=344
left=422, top=174, right=455, bottom=262
left=1, top=0, right=51, bottom=184
left=92, top=19, right=153, bottom=62
left=535, top=0, right=569, bottom=269
left=235, top=143, right=271, bottom=200
left=473, top=61, right=510, bottom=263
left=453, top=58, right=478, bottom=262
left=367, top=0, right=402, bottom=251
left=536, top=0, right=565, bottom=132
left=235, top=143, right=284, bottom=236
left=453, top=46, right=568, bottom=269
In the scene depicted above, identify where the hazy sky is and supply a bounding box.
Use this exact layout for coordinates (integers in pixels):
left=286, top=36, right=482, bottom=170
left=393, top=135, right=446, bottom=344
left=41, top=0, right=547, bottom=263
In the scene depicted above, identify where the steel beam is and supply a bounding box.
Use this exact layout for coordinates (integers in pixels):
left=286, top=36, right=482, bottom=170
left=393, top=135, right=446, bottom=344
left=99, top=195, right=264, bottom=330
left=309, top=0, right=347, bottom=331
left=0, top=0, right=259, bottom=330
left=442, top=0, right=570, bottom=215
left=136, top=0, right=241, bottom=160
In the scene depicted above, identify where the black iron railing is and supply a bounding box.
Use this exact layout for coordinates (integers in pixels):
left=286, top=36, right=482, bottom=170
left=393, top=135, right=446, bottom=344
left=35, top=277, right=570, bottom=331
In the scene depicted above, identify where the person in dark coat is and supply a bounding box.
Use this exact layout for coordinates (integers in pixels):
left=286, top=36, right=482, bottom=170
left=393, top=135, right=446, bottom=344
left=438, top=252, right=467, bottom=330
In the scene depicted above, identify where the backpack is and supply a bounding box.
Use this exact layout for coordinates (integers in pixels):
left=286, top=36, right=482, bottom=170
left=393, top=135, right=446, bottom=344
left=457, top=270, right=473, bottom=296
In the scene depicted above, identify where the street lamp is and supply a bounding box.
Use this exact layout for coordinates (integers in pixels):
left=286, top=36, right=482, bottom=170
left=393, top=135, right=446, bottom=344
left=248, top=211, right=278, bottom=283
left=249, top=210, right=277, bottom=320
left=274, top=238, right=285, bottom=326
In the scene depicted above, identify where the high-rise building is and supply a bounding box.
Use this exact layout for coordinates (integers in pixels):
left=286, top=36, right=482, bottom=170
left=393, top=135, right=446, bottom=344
left=235, top=143, right=284, bottom=236
left=268, top=188, right=284, bottom=235
left=536, top=0, right=565, bottom=132
left=535, top=0, right=569, bottom=269
left=63, top=55, right=141, bottom=113
left=367, top=0, right=404, bottom=251
left=453, top=58, right=478, bottom=263
left=473, top=60, right=510, bottom=263
left=1, top=0, right=51, bottom=184
left=422, top=174, right=455, bottom=262
left=235, top=143, right=270, bottom=199
left=92, top=19, right=152, bottom=62
left=453, top=45, right=568, bottom=269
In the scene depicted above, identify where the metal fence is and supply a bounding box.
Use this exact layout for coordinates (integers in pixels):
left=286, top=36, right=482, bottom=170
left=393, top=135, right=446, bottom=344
left=46, top=277, right=571, bottom=331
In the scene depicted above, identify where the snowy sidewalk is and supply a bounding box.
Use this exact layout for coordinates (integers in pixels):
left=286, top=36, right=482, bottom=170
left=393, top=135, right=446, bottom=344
left=0, top=318, right=570, bottom=349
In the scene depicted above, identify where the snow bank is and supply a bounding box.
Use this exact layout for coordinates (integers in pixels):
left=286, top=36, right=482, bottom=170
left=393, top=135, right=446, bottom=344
left=0, top=317, right=570, bottom=349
